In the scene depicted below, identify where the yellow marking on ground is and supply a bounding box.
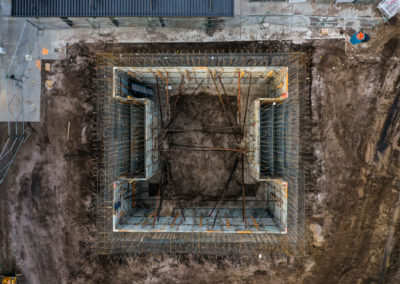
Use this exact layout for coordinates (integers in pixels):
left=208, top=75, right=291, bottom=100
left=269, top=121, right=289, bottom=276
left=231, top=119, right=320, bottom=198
left=207, top=230, right=222, bottom=233
left=240, top=71, right=245, bottom=78
left=237, top=231, right=252, bottom=234
left=194, top=66, right=208, bottom=70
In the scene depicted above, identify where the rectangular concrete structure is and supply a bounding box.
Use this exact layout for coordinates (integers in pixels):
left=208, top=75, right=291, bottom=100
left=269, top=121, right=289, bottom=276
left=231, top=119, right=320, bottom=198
left=96, top=49, right=309, bottom=256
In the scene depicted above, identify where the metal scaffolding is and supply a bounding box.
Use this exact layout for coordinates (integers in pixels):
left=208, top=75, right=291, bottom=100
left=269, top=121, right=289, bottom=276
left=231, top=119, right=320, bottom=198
left=95, top=49, right=311, bottom=256
left=260, top=100, right=288, bottom=179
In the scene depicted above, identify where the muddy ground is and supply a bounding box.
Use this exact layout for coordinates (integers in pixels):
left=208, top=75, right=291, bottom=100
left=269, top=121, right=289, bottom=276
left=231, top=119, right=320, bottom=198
left=1, top=21, right=400, bottom=284
left=167, top=93, right=244, bottom=199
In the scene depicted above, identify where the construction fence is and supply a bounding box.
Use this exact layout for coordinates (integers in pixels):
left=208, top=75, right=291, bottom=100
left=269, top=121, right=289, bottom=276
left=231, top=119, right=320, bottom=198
left=24, top=12, right=384, bottom=31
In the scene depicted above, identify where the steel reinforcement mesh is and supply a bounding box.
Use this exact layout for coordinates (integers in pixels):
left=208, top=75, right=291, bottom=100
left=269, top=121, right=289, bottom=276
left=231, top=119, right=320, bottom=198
left=96, top=50, right=311, bottom=256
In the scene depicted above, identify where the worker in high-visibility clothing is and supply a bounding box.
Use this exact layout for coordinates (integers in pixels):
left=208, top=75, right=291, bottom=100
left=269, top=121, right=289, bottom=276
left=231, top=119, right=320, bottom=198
left=350, top=31, right=370, bottom=45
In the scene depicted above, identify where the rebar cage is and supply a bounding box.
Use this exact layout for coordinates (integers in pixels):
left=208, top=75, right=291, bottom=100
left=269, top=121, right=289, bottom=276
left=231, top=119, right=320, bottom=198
left=96, top=48, right=311, bottom=256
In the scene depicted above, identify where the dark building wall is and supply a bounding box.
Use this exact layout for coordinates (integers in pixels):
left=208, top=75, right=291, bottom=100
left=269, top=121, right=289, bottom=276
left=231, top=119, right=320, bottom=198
left=12, top=0, right=234, bottom=17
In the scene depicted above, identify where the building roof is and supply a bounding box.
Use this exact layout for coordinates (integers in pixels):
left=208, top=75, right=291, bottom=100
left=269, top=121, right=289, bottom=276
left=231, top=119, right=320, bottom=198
left=12, top=0, right=234, bottom=17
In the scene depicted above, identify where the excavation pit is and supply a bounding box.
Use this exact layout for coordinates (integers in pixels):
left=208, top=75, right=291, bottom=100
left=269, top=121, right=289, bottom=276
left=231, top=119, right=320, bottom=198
left=97, top=50, right=308, bottom=255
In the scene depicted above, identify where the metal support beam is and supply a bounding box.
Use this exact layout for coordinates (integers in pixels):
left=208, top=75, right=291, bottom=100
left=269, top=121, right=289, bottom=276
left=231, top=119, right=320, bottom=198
left=60, top=17, right=73, bottom=27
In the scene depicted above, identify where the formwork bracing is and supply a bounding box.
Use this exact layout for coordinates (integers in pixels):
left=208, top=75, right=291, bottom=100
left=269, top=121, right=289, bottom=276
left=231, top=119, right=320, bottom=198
left=95, top=48, right=311, bottom=257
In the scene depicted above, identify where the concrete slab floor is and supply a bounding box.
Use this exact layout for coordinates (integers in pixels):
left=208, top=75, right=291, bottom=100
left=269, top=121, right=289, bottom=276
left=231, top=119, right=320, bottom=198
left=115, top=208, right=280, bottom=233
left=0, top=0, right=383, bottom=122
left=0, top=12, right=41, bottom=122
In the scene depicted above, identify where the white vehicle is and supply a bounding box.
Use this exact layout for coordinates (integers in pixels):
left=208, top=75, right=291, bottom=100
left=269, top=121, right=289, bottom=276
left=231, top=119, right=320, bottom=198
left=378, top=0, right=400, bottom=19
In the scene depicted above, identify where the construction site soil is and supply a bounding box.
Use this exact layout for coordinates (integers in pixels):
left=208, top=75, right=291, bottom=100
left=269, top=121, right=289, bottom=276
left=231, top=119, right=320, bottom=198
left=167, top=93, right=244, bottom=199
left=1, top=21, right=400, bottom=284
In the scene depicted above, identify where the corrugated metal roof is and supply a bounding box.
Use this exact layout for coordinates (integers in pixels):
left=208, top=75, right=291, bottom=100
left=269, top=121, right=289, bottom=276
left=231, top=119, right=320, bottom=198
left=12, top=0, right=234, bottom=17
